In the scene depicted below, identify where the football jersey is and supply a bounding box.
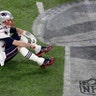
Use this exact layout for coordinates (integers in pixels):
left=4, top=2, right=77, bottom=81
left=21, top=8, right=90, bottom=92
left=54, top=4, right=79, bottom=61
left=0, top=40, right=5, bottom=51
left=0, top=26, right=10, bottom=39
left=0, top=25, right=11, bottom=52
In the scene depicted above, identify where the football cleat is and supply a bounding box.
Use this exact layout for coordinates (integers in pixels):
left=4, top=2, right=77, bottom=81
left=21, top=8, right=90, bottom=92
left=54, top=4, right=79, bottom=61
left=40, top=57, right=55, bottom=69
left=36, top=45, right=53, bottom=57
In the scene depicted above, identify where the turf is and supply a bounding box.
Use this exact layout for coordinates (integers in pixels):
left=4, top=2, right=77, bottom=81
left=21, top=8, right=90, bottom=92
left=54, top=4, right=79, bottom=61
left=0, top=0, right=74, bottom=96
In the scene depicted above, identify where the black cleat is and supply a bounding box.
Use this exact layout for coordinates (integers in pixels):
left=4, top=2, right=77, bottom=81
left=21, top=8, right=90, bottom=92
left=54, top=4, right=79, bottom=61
left=40, top=57, right=55, bottom=69
left=36, top=45, right=53, bottom=57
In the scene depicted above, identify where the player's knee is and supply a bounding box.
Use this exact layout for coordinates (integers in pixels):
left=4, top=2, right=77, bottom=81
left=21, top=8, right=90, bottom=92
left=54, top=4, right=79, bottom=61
left=17, top=46, right=22, bottom=51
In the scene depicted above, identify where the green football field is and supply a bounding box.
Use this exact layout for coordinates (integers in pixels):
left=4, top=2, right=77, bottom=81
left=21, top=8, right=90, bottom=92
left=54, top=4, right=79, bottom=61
left=0, top=0, right=75, bottom=96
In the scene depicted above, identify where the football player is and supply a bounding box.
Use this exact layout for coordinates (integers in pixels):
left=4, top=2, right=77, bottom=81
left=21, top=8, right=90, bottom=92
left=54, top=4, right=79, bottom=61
left=0, top=10, right=55, bottom=68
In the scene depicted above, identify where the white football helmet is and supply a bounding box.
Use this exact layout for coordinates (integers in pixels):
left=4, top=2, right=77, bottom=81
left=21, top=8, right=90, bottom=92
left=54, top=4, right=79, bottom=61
left=0, top=10, right=14, bottom=27
left=0, top=10, right=13, bottom=22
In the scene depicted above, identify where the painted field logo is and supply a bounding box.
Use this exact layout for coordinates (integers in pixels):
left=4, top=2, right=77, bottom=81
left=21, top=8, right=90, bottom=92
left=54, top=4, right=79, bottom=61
left=79, top=78, right=96, bottom=95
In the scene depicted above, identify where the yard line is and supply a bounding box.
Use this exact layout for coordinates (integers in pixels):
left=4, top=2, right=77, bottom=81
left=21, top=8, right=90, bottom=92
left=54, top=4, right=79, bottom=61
left=63, top=46, right=71, bottom=96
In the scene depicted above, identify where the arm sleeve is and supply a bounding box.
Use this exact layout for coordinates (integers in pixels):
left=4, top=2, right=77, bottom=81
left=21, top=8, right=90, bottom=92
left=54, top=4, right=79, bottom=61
left=10, top=27, right=17, bottom=33
left=23, top=31, right=37, bottom=43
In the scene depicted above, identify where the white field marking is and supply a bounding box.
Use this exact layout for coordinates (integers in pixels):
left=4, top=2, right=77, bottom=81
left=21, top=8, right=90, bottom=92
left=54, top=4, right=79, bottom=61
left=74, top=12, right=96, bottom=19
left=84, top=0, right=96, bottom=19
left=36, top=2, right=44, bottom=14
left=63, top=46, right=71, bottom=96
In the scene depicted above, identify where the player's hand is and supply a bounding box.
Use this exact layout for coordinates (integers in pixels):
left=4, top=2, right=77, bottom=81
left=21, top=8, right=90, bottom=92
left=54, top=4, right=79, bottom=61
left=30, top=44, right=35, bottom=49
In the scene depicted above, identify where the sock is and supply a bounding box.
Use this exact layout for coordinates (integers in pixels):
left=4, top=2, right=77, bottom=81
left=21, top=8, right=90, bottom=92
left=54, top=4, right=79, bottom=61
left=19, top=47, right=44, bottom=65
left=33, top=43, right=41, bottom=54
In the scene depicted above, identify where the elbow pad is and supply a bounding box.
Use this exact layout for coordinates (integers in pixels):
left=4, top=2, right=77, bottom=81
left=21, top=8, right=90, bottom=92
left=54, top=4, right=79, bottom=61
left=23, top=31, right=37, bottom=44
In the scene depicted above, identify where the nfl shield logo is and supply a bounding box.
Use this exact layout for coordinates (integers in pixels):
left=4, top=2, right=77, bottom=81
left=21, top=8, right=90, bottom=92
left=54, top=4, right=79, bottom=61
left=79, top=78, right=96, bottom=95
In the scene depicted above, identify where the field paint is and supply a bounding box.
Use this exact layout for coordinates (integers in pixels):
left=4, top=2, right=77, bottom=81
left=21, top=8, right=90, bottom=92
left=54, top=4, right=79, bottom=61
left=36, top=2, right=44, bottom=14
left=63, top=46, right=71, bottom=96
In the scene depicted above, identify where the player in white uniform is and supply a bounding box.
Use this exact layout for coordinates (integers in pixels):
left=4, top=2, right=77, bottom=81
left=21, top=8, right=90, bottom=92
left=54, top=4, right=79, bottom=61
left=0, top=10, right=55, bottom=68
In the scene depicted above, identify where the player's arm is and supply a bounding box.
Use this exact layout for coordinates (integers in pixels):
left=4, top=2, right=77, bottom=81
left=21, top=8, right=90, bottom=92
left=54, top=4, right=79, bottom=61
left=12, top=40, right=35, bottom=49
left=16, top=28, right=37, bottom=43
left=3, top=37, right=35, bottom=49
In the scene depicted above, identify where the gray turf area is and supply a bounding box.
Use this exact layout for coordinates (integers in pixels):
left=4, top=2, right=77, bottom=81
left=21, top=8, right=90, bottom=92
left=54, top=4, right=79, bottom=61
left=32, top=0, right=96, bottom=96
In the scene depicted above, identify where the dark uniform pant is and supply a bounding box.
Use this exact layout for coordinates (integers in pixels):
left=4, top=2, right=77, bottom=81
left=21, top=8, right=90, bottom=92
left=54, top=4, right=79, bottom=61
left=5, top=32, right=20, bottom=62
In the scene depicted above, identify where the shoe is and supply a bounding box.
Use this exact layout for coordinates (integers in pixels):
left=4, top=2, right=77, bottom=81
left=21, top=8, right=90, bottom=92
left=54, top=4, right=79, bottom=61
left=40, top=57, right=55, bottom=69
left=36, top=45, right=53, bottom=57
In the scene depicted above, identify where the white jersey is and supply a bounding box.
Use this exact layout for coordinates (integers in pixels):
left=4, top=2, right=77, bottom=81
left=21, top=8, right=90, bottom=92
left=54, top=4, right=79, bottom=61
left=0, top=25, right=10, bottom=39
left=0, top=39, right=6, bottom=66
left=0, top=40, right=5, bottom=52
left=0, top=25, right=10, bottom=52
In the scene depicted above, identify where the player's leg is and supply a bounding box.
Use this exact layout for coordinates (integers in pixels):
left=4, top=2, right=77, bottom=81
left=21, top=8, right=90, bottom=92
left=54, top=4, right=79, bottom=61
left=5, top=45, right=43, bottom=65
left=5, top=46, right=18, bottom=63
left=19, top=47, right=55, bottom=68
left=4, top=44, right=54, bottom=68
left=3, top=32, right=20, bottom=62
left=35, top=44, right=53, bottom=57
left=21, top=35, right=53, bottom=57
left=11, top=33, right=54, bottom=68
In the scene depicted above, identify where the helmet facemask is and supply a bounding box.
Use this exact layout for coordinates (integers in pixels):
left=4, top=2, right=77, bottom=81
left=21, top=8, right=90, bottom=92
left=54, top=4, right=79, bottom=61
left=3, top=19, right=14, bottom=28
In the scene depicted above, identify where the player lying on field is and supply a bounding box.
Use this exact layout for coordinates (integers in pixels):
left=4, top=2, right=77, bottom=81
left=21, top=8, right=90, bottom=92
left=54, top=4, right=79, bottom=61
left=0, top=10, right=55, bottom=68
